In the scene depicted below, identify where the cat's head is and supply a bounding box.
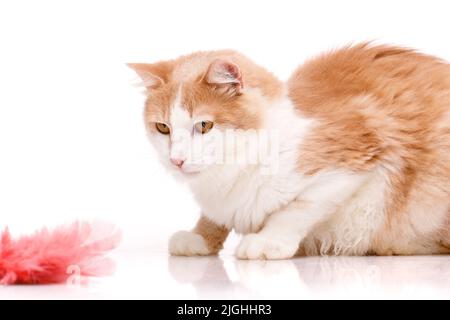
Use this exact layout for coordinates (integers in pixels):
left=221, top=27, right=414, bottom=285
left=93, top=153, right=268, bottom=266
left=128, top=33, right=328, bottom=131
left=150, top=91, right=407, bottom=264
left=128, top=51, right=282, bottom=177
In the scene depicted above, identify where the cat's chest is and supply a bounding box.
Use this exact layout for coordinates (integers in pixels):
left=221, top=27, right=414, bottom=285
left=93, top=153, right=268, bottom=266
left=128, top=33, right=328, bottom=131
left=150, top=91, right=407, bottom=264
left=189, top=161, right=307, bottom=234
left=187, top=97, right=315, bottom=233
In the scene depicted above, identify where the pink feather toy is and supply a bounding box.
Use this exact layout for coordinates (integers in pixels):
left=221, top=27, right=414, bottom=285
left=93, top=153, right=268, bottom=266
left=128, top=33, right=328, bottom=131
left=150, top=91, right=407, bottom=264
left=0, top=221, right=121, bottom=285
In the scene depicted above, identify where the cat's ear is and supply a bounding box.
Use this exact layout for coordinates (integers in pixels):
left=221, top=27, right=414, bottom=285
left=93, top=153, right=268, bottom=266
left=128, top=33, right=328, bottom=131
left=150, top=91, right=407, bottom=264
left=127, top=61, right=173, bottom=91
left=204, top=59, right=243, bottom=94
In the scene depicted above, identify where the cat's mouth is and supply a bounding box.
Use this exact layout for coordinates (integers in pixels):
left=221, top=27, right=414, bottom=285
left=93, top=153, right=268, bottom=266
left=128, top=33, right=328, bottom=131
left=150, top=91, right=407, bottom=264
left=173, top=164, right=206, bottom=175
left=180, top=167, right=203, bottom=175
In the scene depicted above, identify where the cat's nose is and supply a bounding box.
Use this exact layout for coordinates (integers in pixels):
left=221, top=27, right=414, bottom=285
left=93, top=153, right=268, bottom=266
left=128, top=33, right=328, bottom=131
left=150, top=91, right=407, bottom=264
left=170, top=158, right=185, bottom=168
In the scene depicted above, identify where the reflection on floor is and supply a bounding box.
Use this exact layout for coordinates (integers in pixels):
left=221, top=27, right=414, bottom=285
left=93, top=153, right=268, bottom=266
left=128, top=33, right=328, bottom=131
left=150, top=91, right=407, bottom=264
left=168, top=254, right=450, bottom=299
left=2, top=250, right=450, bottom=299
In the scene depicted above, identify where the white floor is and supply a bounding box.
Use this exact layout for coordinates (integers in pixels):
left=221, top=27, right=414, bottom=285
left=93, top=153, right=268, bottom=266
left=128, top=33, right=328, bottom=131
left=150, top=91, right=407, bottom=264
left=2, top=247, right=450, bottom=300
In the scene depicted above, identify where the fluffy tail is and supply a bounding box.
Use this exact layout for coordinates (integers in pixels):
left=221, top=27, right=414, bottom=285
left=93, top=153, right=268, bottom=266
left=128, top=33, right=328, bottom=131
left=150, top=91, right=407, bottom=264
left=0, top=221, right=121, bottom=285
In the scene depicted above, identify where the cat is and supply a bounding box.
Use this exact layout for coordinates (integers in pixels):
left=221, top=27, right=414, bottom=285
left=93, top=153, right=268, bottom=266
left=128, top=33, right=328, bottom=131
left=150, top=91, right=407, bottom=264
left=128, top=43, right=450, bottom=259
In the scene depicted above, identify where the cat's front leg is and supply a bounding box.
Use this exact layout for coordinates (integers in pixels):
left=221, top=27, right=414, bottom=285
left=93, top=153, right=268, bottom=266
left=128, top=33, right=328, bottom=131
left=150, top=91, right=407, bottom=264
left=236, top=171, right=368, bottom=260
left=169, top=216, right=230, bottom=256
left=236, top=200, right=308, bottom=260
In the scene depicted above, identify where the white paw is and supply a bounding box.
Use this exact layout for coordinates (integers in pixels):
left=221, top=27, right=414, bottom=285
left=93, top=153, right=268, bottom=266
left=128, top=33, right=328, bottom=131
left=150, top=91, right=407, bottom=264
left=236, top=234, right=298, bottom=260
left=169, top=231, right=211, bottom=256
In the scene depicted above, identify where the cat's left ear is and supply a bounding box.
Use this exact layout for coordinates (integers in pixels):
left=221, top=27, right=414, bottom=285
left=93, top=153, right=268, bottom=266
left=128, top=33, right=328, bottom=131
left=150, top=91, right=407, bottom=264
left=204, top=59, right=243, bottom=94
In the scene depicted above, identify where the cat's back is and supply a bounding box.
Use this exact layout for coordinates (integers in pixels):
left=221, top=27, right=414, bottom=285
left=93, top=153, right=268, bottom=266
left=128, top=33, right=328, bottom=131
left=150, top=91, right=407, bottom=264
left=289, top=43, right=450, bottom=173
left=288, top=43, right=450, bottom=118
left=288, top=44, right=450, bottom=255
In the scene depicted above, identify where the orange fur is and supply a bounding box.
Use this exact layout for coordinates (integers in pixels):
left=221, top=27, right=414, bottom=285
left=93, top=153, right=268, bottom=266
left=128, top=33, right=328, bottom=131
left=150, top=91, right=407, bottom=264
left=289, top=44, right=450, bottom=255
left=132, top=50, right=283, bottom=129
left=193, top=216, right=230, bottom=254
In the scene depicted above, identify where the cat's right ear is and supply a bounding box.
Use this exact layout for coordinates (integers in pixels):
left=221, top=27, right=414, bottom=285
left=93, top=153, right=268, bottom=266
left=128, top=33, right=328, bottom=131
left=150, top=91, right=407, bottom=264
left=127, top=62, right=172, bottom=91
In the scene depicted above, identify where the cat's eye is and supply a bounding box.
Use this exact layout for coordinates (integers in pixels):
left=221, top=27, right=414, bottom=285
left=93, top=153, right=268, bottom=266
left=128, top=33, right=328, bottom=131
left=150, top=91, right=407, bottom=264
left=194, top=121, right=214, bottom=134
left=155, top=122, right=170, bottom=134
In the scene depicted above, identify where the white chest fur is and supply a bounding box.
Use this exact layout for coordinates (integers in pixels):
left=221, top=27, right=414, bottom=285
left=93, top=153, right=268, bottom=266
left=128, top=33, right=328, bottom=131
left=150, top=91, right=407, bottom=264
left=185, top=96, right=387, bottom=254
left=187, top=98, right=316, bottom=234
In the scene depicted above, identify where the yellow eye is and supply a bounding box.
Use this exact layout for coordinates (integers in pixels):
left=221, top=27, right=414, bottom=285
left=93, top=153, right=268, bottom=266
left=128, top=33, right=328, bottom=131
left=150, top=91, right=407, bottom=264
left=194, top=121, right=214, bottom=134
left=155, top=122, right=170, bottom=134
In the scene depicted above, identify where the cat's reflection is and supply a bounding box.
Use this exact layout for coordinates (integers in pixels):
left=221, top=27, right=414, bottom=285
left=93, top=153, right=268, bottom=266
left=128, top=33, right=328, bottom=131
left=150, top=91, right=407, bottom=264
left=168, top=256, right=254, bottom=299
left=168, top=255, right=450, bottom=298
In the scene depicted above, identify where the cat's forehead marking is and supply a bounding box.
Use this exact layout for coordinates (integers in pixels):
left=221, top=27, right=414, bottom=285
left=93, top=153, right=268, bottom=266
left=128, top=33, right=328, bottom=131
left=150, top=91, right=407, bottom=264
left=172, top=56, right=210, bottom=82
left=169, top=84, right=191, bottom=130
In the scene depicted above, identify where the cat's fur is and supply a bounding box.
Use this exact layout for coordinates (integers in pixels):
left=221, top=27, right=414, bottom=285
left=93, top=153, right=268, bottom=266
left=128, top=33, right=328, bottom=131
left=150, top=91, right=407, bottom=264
left=129, top=43, right=450, bottom=259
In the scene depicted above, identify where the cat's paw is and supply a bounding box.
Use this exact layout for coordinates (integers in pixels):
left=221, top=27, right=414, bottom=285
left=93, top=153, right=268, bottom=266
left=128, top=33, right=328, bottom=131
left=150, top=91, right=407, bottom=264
left=236, top=234, right=298, bottom=260
left=169, top=231, right=211, bottom=256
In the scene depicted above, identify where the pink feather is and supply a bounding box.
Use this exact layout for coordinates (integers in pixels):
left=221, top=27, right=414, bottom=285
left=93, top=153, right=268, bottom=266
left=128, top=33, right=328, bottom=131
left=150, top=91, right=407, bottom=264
left=0, top=221, right=121, bottom=285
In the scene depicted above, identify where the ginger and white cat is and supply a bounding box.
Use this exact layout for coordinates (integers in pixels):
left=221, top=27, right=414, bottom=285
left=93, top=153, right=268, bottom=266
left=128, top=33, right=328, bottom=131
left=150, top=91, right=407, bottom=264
left=129, top=44, right=450, bottom=259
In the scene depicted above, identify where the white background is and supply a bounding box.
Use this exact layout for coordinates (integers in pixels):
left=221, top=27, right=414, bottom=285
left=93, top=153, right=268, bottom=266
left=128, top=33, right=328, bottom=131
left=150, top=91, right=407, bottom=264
left=1, top=0, right=450, bottom=299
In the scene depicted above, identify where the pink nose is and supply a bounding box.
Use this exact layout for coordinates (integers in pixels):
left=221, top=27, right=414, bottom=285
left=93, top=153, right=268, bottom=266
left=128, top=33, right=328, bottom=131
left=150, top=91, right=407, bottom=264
left=170, top=158, right=185, bottom=168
